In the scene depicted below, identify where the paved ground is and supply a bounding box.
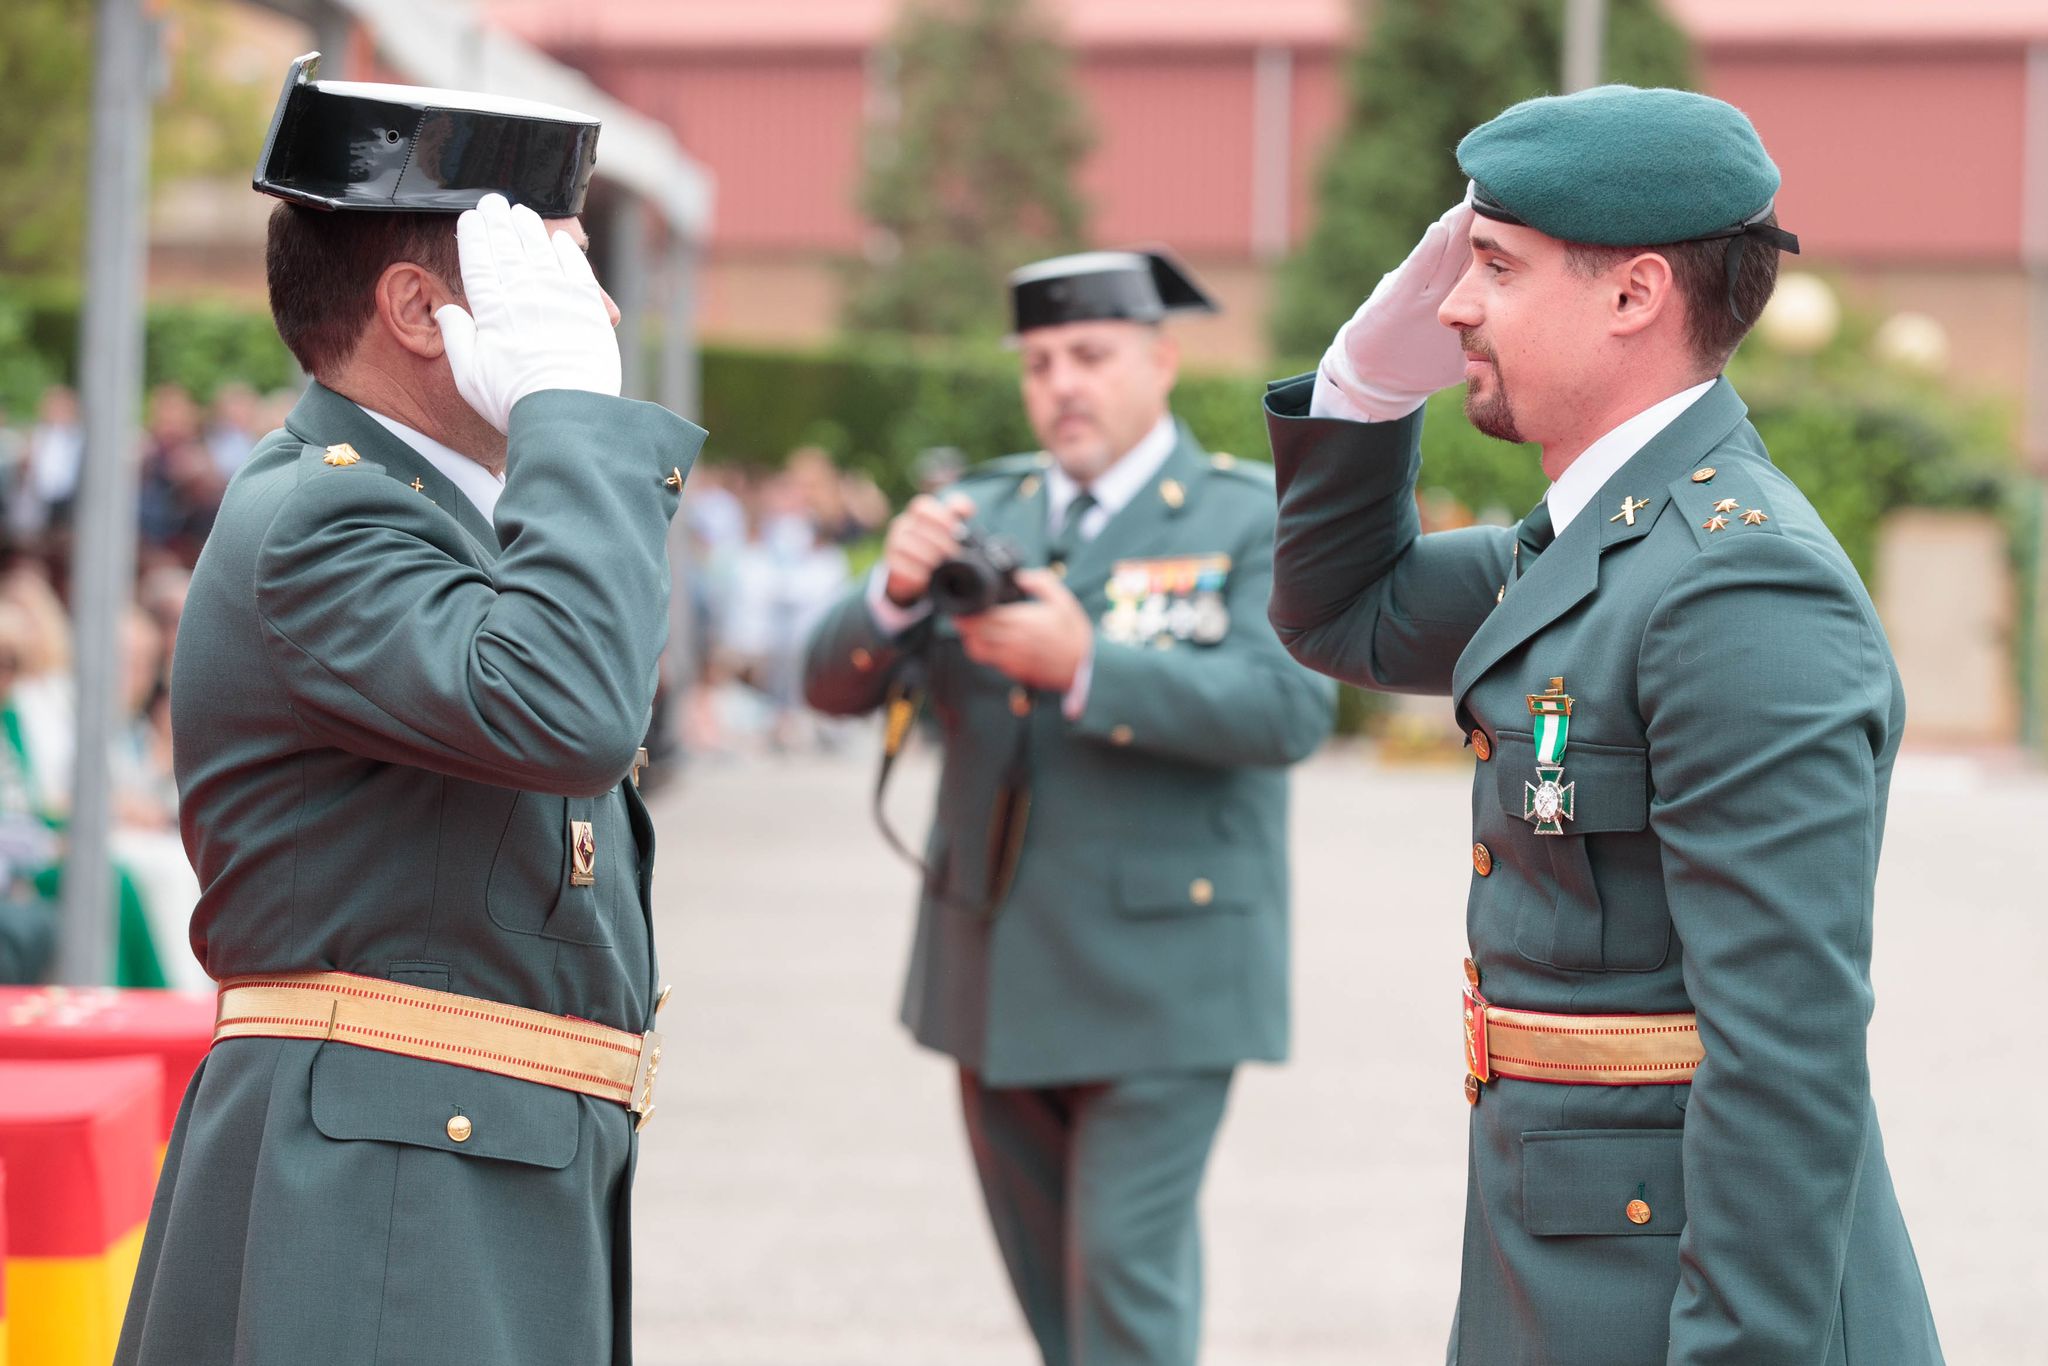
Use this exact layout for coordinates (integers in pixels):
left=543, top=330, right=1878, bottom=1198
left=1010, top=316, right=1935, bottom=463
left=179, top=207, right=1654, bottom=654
left=631, top=742, right=2048, bottom=1365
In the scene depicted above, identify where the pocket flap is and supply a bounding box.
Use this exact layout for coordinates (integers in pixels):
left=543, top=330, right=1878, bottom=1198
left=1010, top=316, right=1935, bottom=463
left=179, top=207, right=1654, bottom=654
left=1117, top=847, right=1260, bottom=916
left=310, top=1044, right=581, bottom=1169
left=1494, top=732, right=1649, bottom=833
left=1521, top=1128, right=1685, bottom=1236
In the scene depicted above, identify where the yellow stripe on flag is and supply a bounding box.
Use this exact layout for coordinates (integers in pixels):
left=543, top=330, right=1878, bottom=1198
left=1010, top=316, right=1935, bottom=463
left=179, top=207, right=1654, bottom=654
left=5, top=1222, right=145, bottom=1364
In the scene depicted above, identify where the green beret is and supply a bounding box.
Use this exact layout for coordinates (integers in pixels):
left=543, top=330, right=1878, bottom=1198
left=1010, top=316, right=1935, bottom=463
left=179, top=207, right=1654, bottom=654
left=1457, top=85, right=1783, bottom=246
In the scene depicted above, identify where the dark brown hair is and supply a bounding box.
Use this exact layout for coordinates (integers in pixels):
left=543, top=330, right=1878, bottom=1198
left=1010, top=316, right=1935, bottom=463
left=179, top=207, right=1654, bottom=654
left=1564, top=213, right=1781, bottom=373
left=265, top=203, right=462, bottom=379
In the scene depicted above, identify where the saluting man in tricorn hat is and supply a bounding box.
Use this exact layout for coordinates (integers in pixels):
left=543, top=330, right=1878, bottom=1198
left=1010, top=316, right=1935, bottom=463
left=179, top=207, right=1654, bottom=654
left=805, top=251, right=1333, bottom=1365
left=117, top=55, right=701, bottom=1365
left=1266, top=85, right=1944, bottom=1364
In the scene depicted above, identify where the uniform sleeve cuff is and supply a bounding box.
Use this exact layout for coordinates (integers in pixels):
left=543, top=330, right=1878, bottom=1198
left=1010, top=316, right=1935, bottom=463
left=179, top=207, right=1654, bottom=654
left=864, top=564, right=933, bottom=638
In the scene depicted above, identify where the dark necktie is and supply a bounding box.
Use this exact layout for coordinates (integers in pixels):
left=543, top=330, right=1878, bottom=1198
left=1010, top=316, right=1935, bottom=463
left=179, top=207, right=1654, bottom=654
left=1049, top=490, right=1097, bottom=566
left=1513, top=498, right=1555, bottom=580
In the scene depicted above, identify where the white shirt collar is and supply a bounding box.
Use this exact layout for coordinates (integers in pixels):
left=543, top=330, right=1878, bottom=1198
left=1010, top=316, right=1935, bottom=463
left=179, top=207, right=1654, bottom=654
left=1045, top=413, right=1179, bottom=540
left=1545, top=380, right=1715, bottom=534
left=360, top=407, right=506, bottom=524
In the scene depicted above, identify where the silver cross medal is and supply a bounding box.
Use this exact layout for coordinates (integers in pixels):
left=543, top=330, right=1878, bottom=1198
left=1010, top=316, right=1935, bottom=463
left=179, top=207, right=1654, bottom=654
left=1523, top=678, right=1576, bottom=836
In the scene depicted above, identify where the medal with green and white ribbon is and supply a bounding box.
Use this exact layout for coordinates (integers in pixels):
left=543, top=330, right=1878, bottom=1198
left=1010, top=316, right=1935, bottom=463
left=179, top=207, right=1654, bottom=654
left=1523, top=678, right=1576, bottom=836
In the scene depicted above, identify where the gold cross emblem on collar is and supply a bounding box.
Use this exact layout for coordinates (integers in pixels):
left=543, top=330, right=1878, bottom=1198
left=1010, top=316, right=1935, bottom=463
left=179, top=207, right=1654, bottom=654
left=1609, top=496, right=1650, bottom=527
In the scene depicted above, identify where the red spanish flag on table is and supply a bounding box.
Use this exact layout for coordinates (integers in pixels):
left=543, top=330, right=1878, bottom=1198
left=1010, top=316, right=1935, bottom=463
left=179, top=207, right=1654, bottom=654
left=0, top=989, right=213, bottom=1146
left=0, top=1058, right=159, bottom=1365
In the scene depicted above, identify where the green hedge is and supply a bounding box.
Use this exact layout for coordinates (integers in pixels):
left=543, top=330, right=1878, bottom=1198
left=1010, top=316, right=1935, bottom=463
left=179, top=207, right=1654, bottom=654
left=0, top=282, right=298, bottom=414
left=704, top=336, right=2017, bottom=582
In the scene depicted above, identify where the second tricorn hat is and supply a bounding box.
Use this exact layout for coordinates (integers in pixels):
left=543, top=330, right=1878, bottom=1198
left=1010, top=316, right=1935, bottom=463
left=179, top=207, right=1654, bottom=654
left=253, top=52, right=601, bottom=216
left=1009, top=249, right=1220, bottom=335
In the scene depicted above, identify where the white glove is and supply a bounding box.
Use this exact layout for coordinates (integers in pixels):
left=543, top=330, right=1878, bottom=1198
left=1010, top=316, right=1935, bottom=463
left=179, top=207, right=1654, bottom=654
left=435, top=194, right=622, bottom=434
left=1312, top=186, right=1478, bottom=422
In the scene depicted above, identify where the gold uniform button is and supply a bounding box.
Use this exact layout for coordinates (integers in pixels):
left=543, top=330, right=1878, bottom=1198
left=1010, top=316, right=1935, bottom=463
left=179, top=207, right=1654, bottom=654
left=1160, top=479, right=1185, bottom=509
left=1470, top=729, right=1492, bottom=761
left=1189, top=878, right=1215, bottom=907
left=1625, top=1198, right=1652, bottom=1226
left=1211, top=452, right=1237, bottom=470
left=1464, top=1074, right=1482, bottom=1105
left=1472, top=843, right=1493, bottom=878
left=1009, top=687, right=1031, bottom=717
left=1463, top=957, right=1481, bottom=988
left=851, top=647, right=875, bottom=672
left=1691, top=467, right=1716, bottom=483
left=1109, top=725, right=1133, bottom=746
left=446, top=1114, right=473, bottom=1143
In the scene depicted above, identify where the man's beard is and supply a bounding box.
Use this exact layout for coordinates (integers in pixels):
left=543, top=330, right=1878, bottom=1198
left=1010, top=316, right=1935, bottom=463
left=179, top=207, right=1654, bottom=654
left=1459, top=331, right=1525, bottom=445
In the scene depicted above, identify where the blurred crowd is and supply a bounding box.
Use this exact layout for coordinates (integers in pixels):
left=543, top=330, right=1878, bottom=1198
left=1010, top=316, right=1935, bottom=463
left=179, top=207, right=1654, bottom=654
left=678, top=446, right=893, bottom=755
left=0, top=377, right=911, bottom=983
left=0, top=380, right=296, bottom=988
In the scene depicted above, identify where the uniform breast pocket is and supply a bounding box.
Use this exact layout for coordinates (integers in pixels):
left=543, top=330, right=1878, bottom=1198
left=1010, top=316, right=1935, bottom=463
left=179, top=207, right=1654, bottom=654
left=486, top=792, right=619, bottom=946
left=1493, top=731, right=1669, bottom=972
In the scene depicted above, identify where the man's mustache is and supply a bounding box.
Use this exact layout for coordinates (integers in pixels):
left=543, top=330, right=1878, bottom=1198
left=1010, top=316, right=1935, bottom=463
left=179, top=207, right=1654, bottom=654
left=1457, top=329, right=1496, bottom=362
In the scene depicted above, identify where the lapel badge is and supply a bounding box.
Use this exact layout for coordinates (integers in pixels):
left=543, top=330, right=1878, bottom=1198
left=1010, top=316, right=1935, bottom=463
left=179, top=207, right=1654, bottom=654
left=322, top=443, right=361, bottom=467
left=569, top=820, right=597, bottom=886
left=1609, top=496, right=1650, bottom=527
left=410, top=478, right=426, bottom=494
left=1159, top=478, right=1185, bottom=510
left=1523, top=678, right=1576, bottom=837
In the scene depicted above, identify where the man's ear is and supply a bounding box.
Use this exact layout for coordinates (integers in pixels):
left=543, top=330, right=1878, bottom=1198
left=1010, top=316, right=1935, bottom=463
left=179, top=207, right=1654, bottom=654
left=1611, top=251, right=1676, bottom=340
left=1150, top=326, right=1182, bottom=389
left=374, top=261, right=455, bottom=360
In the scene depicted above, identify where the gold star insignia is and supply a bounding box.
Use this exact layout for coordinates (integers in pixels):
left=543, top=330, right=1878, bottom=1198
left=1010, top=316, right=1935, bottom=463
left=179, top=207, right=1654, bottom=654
left=322, top=443, right=361, bottom=467
left=410, top=478, right=425, bottom=493
left=1741, top=508, right=1769, bottom=526
left=1712, top=498, right=1740, bottom=514
left=1609, top=496, right=1650, bottom=527
left=1703, top=514, right=1730, bottom=533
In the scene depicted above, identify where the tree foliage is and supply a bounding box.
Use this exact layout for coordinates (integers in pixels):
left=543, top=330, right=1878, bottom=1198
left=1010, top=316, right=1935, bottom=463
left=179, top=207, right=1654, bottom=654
left=0, top=0, right=270, bottom=281
left=845, top=0, right=1093, bottom=339
left=1271, top=0, right=1693, bottom=357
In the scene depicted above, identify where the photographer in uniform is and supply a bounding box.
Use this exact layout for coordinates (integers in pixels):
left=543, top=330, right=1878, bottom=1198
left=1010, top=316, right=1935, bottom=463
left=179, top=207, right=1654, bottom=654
left=804, top=251, right=1334, bottom=1366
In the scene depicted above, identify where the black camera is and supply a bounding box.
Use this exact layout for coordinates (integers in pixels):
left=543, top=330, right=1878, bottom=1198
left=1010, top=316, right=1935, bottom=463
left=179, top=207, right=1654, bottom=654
left=929, top=526, right=1027, bottom=616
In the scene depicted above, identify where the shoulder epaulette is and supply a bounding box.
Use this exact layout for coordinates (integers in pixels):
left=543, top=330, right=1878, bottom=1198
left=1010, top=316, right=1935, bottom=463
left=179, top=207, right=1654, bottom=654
left=1668, top=461, right=1779, bottom=549
left=1203, top=450, right=1276, bottom=486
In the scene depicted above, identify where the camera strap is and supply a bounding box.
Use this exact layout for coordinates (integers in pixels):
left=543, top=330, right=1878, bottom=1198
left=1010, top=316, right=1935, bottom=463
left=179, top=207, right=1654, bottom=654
left=873, top=654, right=1034, bottom=919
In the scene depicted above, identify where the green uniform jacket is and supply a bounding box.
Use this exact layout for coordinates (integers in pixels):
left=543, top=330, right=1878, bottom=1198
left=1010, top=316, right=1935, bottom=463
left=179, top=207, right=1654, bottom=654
left=1264, top=375, right=1941, bottom=1365
left=804, top=425, right=1334, bottom=1087
left=117, top=382, right=703, bottom=1366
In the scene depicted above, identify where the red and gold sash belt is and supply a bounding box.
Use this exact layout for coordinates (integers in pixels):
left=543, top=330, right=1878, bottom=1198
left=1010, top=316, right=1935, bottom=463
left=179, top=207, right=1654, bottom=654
left=214, top=970, right=665, bottom=1128
left=1462, top=960, right=1700, bottom=1099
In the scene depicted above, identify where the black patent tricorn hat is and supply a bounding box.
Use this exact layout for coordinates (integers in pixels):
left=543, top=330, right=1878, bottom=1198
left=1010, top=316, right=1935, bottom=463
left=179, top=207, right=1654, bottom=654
left=253, top=52, right=601, bottom=216
left=1008, top=248, right=1220, bottom=335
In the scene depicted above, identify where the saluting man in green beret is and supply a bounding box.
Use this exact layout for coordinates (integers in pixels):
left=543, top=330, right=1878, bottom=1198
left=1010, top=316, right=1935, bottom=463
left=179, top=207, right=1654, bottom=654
left=805, top=251, right=1334, bottom=1365
left=1264, top=86, right=1943, bottom=1364
left=118, top=55, right=702, bottom=1365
